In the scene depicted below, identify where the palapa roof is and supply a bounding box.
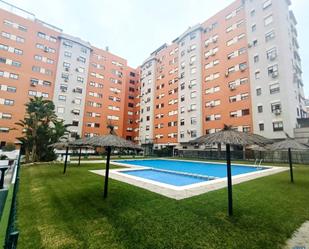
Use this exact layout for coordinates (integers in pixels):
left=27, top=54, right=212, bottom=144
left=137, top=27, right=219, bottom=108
left=70, top=135, right=141, bottom=150
left=268, top=138, right=309, bottom=151
left=190, top=125, right=271, bottom=146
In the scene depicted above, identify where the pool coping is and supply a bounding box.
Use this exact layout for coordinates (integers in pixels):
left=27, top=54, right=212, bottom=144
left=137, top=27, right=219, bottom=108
left=90, top=159, right=288, bottom=200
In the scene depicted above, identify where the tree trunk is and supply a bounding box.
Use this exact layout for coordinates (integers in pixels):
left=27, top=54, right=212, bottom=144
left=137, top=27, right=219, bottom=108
left=25, top=146, right=30, bottom=162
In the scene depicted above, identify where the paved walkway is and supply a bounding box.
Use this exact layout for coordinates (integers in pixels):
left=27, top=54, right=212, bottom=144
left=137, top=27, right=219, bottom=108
left=284, top=221, right=309, bottom=249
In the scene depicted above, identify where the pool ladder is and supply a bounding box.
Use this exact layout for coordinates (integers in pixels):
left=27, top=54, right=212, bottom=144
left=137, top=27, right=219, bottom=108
left=254, top=159, right=263, bottom=169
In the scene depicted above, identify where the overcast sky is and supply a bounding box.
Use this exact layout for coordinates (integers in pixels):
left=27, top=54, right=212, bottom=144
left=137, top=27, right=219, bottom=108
left=6, top=0, right=309, bottom=97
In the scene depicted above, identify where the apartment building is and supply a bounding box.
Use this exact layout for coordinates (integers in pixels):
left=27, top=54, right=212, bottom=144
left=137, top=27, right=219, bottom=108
left=0, top=1, right=139, bottom=147
left=137, top=0, right=306, bottom=149
left=0, top=0, right=306, bottom=150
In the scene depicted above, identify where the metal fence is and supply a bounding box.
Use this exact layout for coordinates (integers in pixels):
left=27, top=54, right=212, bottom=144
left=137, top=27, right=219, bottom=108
left=177, top=149, right=309, bottom=164
left=4, top=152, right=21, bottom=249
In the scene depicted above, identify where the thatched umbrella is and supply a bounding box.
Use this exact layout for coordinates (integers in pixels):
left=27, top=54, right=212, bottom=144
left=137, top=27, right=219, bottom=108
left=268, top=135, right=309, bottom=183
left=70, top=125, right=142, bottom=198
left=190, top=125, right=270, bottom=216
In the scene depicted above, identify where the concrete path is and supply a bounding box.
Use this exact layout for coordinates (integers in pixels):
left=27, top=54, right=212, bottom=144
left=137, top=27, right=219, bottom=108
left=284, top=221, right=309, bottom=249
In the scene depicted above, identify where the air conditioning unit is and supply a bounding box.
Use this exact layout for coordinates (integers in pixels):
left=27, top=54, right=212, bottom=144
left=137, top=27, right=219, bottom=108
left=225, top=72, right=229, bottom=77
left=44, top=46, right=49, bottom=52
left=205, top=55, right=209, bottom=59
left=211, top=52, right=216, bottom=57
left=248, top=43, right=252, bottom=48
left=213, top=37, right=218, bottom=43
left=30, top=82, right=36, bottom=87
left=205, top=43, right=209, bottom=47
left=64, top=79, right=68, bottom=82
left=65, top=67, right=69, bottom=71
left=189, top=62, right=194, bottom=66
left=274, top=109, right=281, bottom=115
left=240, top=67, right=246, bottom=72
left=187, top=130, right=191, bottom=134
left=188, top=85, right=192, bottom=89
left=230, top=85, right=236, bottom=91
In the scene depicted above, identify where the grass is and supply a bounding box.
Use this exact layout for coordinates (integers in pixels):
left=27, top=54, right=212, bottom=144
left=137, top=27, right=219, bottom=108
left=17, top=161, right=309, bottom=249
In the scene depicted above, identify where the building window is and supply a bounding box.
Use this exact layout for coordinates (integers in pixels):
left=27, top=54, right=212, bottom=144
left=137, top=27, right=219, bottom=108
left=255, top=71, right=260, bottom=79
left=57, top=107, right=65, bottom=114
left=269, top=83, right=280, bottom=94
left=273, top=121, right=283, bottom=132
left=265, top=30, right=275, bottom=42
left=257, top=105, right=263, bottom=113
left=251, top=24, right=256, bottom=32
left=263, top=0, right=272, bottom=10
left=256, top=88, right=262, bottom=96
left=264, top=15, right=273, bottom=26
left=268, top=64, right=278, bottom=78
left=58, top=95, right=66, bottom=101
left=259, top=123, right=265, bottom=131
left=254, top=55, right=259, bottom=63
left=64, top=51, right=72, bottom=58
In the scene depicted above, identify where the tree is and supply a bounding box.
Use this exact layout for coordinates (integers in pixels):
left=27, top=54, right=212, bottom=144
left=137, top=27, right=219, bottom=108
left=16, top=97, right=68, bottom=162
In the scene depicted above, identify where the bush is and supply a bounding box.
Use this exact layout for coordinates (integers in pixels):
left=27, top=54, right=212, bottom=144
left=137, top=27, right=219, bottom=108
left=2, top=143, right=16, bottom=152
left=0, top=155, right=8, bottom=160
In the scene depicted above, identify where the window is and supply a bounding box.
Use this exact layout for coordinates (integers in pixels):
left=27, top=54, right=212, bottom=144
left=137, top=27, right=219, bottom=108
left=254, top=55, right=259, bottom=63
left=269, top=82, right=280, bottom=94
left=273, top=121, right=283, bottom=132
left=271, top=102, right=281, bottom=113
left=266, top=47, right=277, bottom=60
left=251, top=24, right=256, bottom=32
left=250, top=9, right=256, bottom=17
left=255, top=71, right=261, bottom=79
left=190, top=91, right=197, bottom=99
left=4, top=99, right=14, bottom=106
left=81, top=47, right=87, bottom=53
left=180, top=119, right=185, bottom=126
left=63, top=62, right=70, bottom=68
left=268, top=64, right=278, bottom=78
left=191, top=130, right=197, bottom=138
left=57, top=107, right=65, bottom=114
left=258, top=105, right=263, bottom=113
left=7, top=86, right=16, bottom=92
left=256, top=88, right=262, bottom=96
left=58, top=95, right=66, bottom=101
left=63, top=41, right=73, bottom=48
left=265, top=30, right=275, bottom=42
left=264, top=15, right=273, bottom=26
left=0, top=113, right=12, bottom=119
left=242, top=109, right=250, bottom=116
left=190, top=67, right=197, bottom=74
left=259, top=123, right=265, bottom=131
left=64, top=51, right=72, bottom=58
left=263, top=0, right=272, bottom=10
left=14, top=48, right=23, bottom=55
left=78, top=56, right=86, bottom=63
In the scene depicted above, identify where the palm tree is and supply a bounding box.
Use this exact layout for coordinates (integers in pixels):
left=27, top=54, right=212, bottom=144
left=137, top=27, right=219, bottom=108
left=16, top=97, right=61, bottom=162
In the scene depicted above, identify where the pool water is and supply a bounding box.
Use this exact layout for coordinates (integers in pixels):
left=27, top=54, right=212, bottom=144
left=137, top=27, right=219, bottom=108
left=115, top=159, right=264, bottom=178
left=124, top=169, right=208, bottom=186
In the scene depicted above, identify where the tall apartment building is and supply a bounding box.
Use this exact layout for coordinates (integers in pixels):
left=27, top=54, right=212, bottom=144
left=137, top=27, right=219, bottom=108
left=0, top=0, right=306, bottom=150
left=0, top=1, right=140, bottom=147
left=138, top=0, right=306, bottom=150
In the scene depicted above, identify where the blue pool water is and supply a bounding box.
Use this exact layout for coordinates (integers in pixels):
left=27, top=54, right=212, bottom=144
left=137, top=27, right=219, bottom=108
left=115, top=159, right=264, bottom=178
left=124, top=169, right=208, bottom=186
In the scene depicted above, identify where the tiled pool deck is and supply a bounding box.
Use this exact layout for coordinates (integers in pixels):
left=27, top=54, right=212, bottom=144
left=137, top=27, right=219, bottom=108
left=90, top=159, right=288, bottom=200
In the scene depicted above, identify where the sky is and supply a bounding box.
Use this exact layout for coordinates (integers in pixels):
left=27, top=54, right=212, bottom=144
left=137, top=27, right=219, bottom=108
left=5, top=0, right=309, bottom=97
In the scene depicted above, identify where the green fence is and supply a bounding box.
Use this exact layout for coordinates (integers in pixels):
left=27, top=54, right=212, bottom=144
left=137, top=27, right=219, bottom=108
left=3, top=152, right=21, bottom=249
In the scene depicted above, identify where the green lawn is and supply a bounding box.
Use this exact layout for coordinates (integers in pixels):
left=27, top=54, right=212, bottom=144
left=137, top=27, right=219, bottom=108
left=17, top=162, right=309, bottom=249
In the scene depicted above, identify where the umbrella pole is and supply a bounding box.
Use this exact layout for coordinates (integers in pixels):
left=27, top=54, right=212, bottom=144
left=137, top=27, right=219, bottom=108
left=103, top=146, right=111, bottom=198
left=63, top=146, right=69, bottom=174
left=226, top=144, right=233, bottom=216
left=288, top=148, right=294, bottom=183
left=78, top=147, right=82, bottom=166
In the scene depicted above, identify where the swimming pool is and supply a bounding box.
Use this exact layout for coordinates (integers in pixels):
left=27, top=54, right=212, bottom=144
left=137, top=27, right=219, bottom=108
left=124, top=169, right=210, bottom=186
left=114, top=159, right=264, bottom=178
left=91, top=159, right=286, bottom=199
